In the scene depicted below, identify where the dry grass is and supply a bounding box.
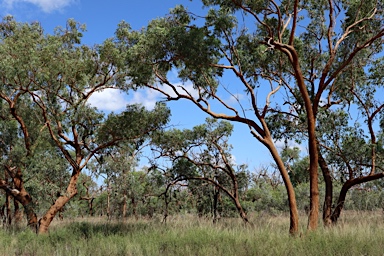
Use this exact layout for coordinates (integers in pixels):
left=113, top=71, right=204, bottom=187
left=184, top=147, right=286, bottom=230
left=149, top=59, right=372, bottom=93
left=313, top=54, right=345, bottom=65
left=0, top=211, right=383, bottom=255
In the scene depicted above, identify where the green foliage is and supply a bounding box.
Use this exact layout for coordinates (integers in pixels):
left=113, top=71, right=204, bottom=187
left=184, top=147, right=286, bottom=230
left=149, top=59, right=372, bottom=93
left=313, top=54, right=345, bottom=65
left=1, top=0, right=384, bottom=232
left=97, top=103, right=170, bottom=145
left=151, top=118, right=250, bottom=220
left=280, top=146, right=310, bottom=186
left=0, top=16, right=173, bottom=231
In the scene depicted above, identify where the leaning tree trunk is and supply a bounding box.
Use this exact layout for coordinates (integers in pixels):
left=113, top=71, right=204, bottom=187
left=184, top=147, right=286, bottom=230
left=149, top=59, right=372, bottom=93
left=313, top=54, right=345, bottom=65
left=233, top=197, right=248, bottom=223
left=331, top=172, right=384, bottom=224
left=330, top=181, right=351, bottom=224
left=230, top=176, right=248, bottom=223
left=38, top=170, right=80, bottom=234
left=265, top=139, right=299, bottom=234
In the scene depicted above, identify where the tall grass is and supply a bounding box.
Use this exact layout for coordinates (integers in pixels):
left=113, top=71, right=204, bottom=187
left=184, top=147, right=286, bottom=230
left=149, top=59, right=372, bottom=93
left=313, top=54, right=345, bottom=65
left=0, top=211, right=383, bottom=255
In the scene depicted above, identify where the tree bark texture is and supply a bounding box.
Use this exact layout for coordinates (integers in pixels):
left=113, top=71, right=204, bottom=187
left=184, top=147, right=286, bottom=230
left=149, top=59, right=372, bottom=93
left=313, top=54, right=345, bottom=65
left=38, top=170, right=80, bottom=234
left=13, top=168, right=38, bottom=231
left=0, top=177, right=38, bottom=231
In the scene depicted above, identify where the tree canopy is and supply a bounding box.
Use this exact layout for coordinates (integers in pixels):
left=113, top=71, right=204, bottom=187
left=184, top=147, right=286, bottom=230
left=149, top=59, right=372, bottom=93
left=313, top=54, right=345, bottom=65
left=1, top=0, right=384, bottom=236
left=112, top=0, right=384, bottom=233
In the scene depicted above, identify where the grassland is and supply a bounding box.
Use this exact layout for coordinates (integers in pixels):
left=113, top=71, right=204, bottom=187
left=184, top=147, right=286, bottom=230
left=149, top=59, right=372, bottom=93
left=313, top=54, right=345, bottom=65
left=0, top=211, right=383, bottom=256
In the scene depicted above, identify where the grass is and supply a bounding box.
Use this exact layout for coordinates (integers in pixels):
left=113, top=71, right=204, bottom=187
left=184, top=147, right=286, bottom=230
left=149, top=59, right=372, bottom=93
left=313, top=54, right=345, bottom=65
left=0, top=211, right=383, bottom=255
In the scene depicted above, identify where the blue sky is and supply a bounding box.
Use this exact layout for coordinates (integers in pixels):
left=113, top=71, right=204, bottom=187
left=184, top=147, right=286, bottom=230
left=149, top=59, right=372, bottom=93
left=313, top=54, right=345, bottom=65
left=0, top=0, right=297, bottom=172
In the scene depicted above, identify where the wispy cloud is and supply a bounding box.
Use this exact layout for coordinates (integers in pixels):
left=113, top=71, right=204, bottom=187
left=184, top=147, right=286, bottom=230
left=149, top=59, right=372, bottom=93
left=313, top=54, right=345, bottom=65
left=87, top=89, right=128, bottom=112
left=226, top=93, right=245, bottom=104
left=2, top=0, right=74, bottom=13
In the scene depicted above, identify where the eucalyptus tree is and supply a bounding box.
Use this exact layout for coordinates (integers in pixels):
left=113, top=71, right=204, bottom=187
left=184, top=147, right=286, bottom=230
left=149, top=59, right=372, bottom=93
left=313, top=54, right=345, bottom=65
left=151, top=118, right=249, bottom=223
left=90, top=143, right=140, bottom=219
left=271, top=74, right=384, bottom=225
left=0, top=17, right=170, bottom=233
left=0, top=98, right=43, bottom=230
left=90, top=142, right=169, bottom=219
left=115, top=0, right=384, bottom=233
left=315, top=85, right=384, bottom=224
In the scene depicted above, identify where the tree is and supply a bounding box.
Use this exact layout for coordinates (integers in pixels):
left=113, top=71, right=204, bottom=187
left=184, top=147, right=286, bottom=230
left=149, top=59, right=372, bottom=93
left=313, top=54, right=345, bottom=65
left=0, top=95, right=45, bottom=231
left=113, top=0, right=384, bottom=232
left=90, top=143, right=140, bottom=219
left=151, top=118, right=250, bottom=223
left=316, top=96, right=384, bottom=224
left=0, top=17, right=170, bottom=233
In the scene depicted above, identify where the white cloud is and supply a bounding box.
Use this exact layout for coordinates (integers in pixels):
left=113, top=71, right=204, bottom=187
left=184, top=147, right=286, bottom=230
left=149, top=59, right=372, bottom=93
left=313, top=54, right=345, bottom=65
left=2, top=0, right=74, bottom=13
left=274, top=139, right=306, bottom=153
left=87, top=89, right=128, bottom=112
left=87, top=83, right=198, bottom=113
left=128, top=83, right=199, bottom=110
left=163, top=82, right=199, bottom=99
left=128, top=88, right=160, bottom=110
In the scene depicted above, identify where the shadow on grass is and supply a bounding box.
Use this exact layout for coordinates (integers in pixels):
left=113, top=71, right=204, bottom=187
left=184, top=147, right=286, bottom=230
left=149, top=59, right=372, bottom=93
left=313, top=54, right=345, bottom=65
left=65, top=221, right=154, bottom=238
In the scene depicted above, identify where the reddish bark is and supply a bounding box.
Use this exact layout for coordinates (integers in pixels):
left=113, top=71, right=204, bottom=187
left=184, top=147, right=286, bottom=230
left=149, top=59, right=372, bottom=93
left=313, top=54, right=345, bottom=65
left=38, top=170, right=80, bottom=234
left=0, top=169, right=38, bottom=231
left=331, top=173, right=384, bottom=224
left=266, top=139, right=299, bottom=234
left=12, top=168, right=38, bottom=231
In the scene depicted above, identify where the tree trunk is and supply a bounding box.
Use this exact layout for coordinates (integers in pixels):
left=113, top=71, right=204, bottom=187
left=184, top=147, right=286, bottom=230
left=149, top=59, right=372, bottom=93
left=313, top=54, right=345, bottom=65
left=5, top=194, right=12, bottom=226
left=107, top=181, right=111, bottom=220
left=297, top=73, right=319, bottom=231
left=13, top=199, right=22, bottom=224
left=131, top=196, right=138, bottom=220
left=330, top=182, right=351, bottom=224
left=318, top=149, right=333, bottom=226
left=80, top=181, right=95, bottom=216
left=331, top=172, right=384, bottom=224
left=38, top=170, right=80, bottom=234
left=89, top=198, right=95, bottom=216
left=265, top=138, right=299, bottom=234
left=212, top=185, right=221, bottom=223
left=12, top=168, right=38, bottom=231
left=162, top=192, right=169, bottom=223
left=274, top=38, right=319, bottom=232
left=230, top=176, right=248, bottom=223
left=234, top=197, right=248, bottom=223
left=0, top=177, right=38, bottom=231
left=121, top=194, right=127, bottom=218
